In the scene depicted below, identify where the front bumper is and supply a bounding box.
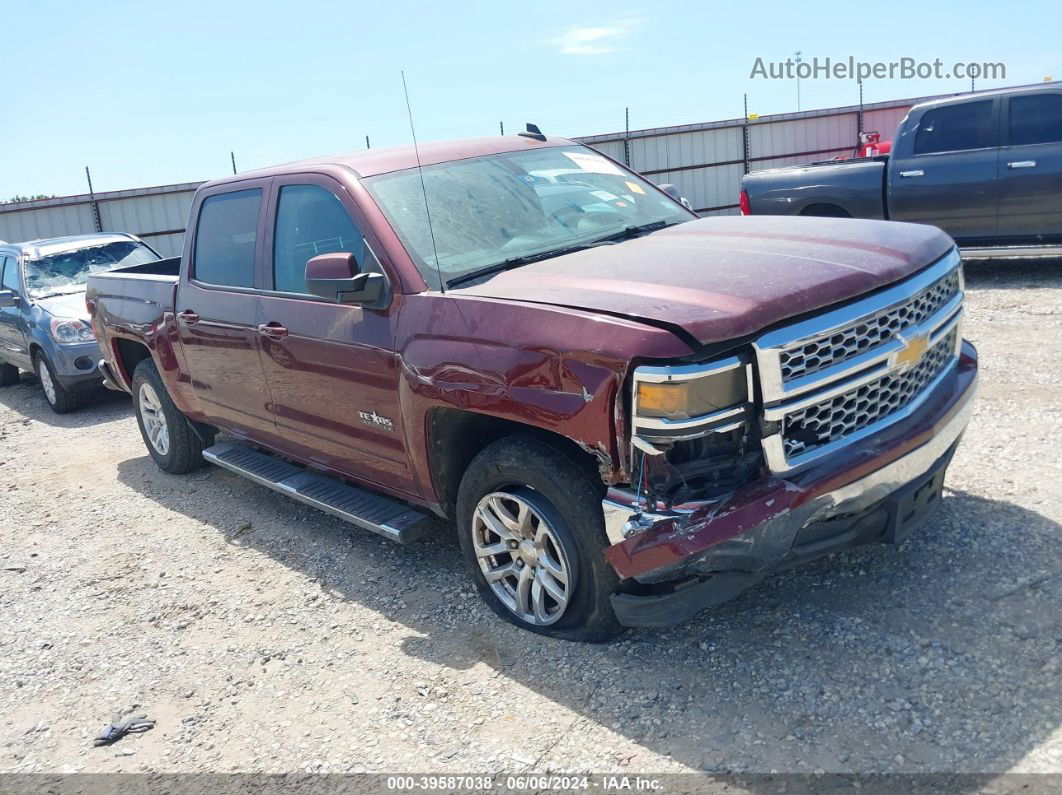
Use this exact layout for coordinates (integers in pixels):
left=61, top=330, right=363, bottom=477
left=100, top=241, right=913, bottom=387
left=603, top=340, right=978, bottom=628
left=47, top=340, right=104, bottom=387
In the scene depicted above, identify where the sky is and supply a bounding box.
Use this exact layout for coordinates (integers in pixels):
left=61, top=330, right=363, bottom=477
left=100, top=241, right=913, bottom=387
left=3, top=0, right=1060, bottom=198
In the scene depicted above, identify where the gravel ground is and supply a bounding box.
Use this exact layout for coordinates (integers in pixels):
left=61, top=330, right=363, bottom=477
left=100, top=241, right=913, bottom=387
left=0, top=259, right=1060, bottom=778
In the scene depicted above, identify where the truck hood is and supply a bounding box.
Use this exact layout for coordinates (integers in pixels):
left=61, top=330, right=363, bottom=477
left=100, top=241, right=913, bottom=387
left=33, top=290, right=89, bottom=321
left=449, top=215, right=954, bottom=346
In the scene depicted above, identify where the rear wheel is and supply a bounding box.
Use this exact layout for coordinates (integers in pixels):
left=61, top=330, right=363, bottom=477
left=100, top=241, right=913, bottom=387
left=456, top=435, right=624, bottom=642
left=0, top=362, right=18, bottom=387
left=132, top=360, right=213, bottom=474
left=35, top=353, right=85, bottom=414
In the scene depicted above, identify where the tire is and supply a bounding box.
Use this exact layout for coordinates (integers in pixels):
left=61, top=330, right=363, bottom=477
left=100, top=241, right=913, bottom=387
left=35, top=352, right=85, bottom=414
left=132, top=359, right=214, bottom=474
left=0, top=362, right=18, bottom=387
left=456, top=435, right=624, bottom=643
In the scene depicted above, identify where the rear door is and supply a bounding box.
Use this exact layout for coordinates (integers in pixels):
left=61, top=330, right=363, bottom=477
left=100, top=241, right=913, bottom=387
left=0, top=256, right=31, bottom=368
left=888, top=97, right=1001, bottom=243
left=996, top=90, right=1062, bottom=242
left=175, top=181, right=275, bottom=436
left=255, top=175, right=416, bottom=497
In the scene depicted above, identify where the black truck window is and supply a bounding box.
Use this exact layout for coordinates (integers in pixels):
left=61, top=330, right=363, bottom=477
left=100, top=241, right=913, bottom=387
left=1009, top=93, right=1062, bottom=146
left=193, top=189, right=262, bottom=288
left=273, top=185, right=366, bottom=294
left=914, top=100, right=995, bottom=155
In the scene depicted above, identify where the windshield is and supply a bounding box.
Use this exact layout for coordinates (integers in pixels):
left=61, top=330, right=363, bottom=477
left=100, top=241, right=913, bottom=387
left=23, top=241, right=159, bottom=299
left=364, top=146, right=694, bottom=289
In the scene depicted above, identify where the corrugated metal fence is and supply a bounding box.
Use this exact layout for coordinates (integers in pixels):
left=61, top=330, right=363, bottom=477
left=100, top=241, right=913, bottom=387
left=577, top=95, right=920, bottom=214
left=2, top=87, right=973, bottom=250
left=0, top=183, right=200, bottom=257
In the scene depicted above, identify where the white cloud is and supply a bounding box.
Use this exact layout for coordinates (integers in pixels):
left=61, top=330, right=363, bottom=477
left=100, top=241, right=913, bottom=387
left=550, top=18, right=644, bottom=56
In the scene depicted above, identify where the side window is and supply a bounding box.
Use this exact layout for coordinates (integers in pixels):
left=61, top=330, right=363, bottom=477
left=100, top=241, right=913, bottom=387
left=914, top=100, right=996, bottom=155
left=193, top=189, right=262, bottom=288
left=1, top=257, right=19, bottom=292
left=273, top=184, right=369, bottom=295
left=1009, top=93, right=1062, bottom=146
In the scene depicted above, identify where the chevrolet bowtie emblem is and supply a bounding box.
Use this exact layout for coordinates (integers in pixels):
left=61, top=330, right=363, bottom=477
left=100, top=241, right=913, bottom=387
left=892, top=333, right=929, bottom=371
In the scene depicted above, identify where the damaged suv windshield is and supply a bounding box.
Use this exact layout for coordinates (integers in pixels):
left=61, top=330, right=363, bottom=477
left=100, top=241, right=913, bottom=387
left=24, top=241, right=159, bottom=299
left=364, top=146, right=694, bottom=289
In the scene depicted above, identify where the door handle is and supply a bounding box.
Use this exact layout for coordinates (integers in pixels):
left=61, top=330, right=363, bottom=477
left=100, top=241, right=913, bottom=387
left=257, top=322, right=288, bottom=340
left=899, top=170, right=925, bottom=178
left=1007, top=160, right=1037, bottom=169
left=177, top=309, right=199, bottom=325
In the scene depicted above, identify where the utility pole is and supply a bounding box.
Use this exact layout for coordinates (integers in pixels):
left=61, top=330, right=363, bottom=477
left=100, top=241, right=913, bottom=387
left=623, top=107, right=631, bottom=166
left=499, top=121, right=504, bottom=135
left=84, top=166, right=102, bottom=232
left=230, top=151, right=237, bottom=175
left=365, top=135, right=371, bottom=149
left=742, top=94, right=750, bottom=175
left=794, top=50, right=803, bottom=111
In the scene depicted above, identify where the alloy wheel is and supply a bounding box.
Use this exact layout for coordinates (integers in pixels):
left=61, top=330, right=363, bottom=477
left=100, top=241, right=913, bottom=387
left=472, top=491, right=573, bottom=626
left=37, top=360, right=57, bottom=405
left=139, top=382, right=170, bottom=456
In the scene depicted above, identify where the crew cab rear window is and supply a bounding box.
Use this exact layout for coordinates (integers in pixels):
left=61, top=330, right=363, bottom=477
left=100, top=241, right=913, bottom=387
left=193, top=189, right=261, bottom=288
left=273, top=185, right=366, bottom=294
left=914, top=100, right=995, bottom=155
left=1008, top=93, right=1062, bottom=146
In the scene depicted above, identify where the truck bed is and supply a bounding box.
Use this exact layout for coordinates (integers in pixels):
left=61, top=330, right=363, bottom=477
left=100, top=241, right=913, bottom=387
left=87, top=257, right=180, bottom=353
left=742, top=158, right=887, bottom=219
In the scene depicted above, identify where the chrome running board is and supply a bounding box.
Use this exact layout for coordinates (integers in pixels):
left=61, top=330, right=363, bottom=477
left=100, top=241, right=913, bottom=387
left=202, top=441, right=430, bottom=544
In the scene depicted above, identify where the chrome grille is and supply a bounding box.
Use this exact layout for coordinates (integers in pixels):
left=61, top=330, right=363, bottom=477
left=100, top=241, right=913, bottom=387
left=754, top=249, right=965, bottom=473
left=780, top=269, right=961, bottom=383
left=782, top=328, right=957, bottom=458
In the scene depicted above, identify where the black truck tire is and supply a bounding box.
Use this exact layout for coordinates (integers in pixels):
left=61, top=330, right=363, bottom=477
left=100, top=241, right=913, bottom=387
left=35, top=352, right=86, bottom=414
left=456, top=435, right=624, bottom=643
left=0, top=362, right=19, bottom=387
left=132, top=359, right=214, bottom=474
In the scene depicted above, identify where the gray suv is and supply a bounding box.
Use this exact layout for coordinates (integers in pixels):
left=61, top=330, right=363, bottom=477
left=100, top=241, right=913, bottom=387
left=0, top=234, right=160, bottom=412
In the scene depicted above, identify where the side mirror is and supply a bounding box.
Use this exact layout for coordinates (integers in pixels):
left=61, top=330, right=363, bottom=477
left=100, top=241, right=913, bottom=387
left=305, top=252, right=385, bottom=305
left=0, top=290, right=19, bottom=308
left=657, top=183, right=693, bottom=210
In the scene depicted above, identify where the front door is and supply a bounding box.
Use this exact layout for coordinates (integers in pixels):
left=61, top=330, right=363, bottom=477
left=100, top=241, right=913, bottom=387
left=0, top=256, right=30, bottom=369
left=175, top=183, right=274, bottom=437
left=255, top=177, right=415, bottom=497
left=996, top=90, right=1062, bottom=242
left=888, top=97, right=1000, bottom=244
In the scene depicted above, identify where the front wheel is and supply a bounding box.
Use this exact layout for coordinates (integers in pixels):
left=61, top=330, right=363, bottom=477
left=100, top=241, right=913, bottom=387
left=35, top=353, right=85, bottom=414
left=456, top=435, right=624, bottom=642
left=132, top=360, right=213, bottom=474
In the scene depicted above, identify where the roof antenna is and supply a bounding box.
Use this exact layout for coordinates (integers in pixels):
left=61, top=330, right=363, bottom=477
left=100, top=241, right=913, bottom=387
left=401, top=70, right=444, bottom=292
left=519, top=123, right=546, bottom=142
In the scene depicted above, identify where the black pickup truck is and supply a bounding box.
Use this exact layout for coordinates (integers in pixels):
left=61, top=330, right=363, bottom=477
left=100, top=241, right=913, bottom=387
left=741, top=84, right=1062, bottom=257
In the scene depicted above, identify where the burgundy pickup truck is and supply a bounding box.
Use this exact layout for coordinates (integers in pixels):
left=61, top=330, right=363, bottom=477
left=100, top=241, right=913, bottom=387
left=87, top=134, right=978, bottom=641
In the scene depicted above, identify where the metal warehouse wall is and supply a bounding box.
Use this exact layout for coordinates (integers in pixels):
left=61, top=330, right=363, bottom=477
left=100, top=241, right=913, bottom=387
left=575, top=96, right=923, bottom=214
left=0, top=183, right=201, bottom=257
left=0, top=84, right=1006, bottom=250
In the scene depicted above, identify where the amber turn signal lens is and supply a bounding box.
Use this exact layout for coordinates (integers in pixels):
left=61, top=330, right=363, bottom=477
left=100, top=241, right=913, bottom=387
left=636, top=382, right=691, bottom=416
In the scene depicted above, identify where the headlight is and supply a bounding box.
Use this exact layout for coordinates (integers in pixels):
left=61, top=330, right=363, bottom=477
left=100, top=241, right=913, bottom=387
left=632, top=355, right=752, bottom=454
left=49, top=317, right=96, bottom=344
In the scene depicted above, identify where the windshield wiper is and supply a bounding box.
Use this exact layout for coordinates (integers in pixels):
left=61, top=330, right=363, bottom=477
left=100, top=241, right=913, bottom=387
left=585, top=219, right=677, bottom=246
left=445, top=244, right=591, bottom=288
left=32, top=289, right=84, bottom=301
